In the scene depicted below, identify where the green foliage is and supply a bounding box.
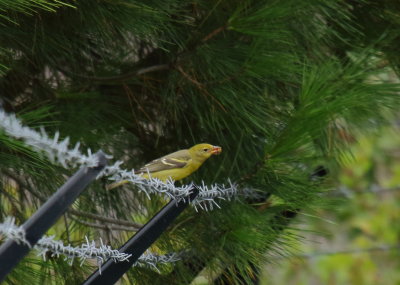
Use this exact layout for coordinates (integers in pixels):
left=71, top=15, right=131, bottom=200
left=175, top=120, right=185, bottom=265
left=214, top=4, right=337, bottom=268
left=1, top=0, right=400, bottom=284
left=0, top=0, right=73, bottom=25
left=261, top=125, right=400, bottom=285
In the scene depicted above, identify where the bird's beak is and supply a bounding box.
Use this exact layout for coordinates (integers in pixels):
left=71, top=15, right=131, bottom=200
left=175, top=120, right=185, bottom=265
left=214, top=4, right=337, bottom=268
left=211, top=146, right=222, bottom=155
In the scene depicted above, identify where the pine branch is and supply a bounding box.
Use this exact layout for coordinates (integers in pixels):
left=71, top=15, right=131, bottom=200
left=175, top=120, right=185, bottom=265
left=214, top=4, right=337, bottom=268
left=68, top=209, right=143, bottom=230
left=201, top=24, right=228, bottom=43
left=69, top=217, right=139, bottom=232
left=175, top=65, right=227, bottom=112
left=58, top=63, right=170, bottom=82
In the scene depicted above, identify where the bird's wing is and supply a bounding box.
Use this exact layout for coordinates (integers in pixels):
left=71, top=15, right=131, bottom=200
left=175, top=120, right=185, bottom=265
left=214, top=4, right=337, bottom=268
left=137, top=149, right=191, bottom=173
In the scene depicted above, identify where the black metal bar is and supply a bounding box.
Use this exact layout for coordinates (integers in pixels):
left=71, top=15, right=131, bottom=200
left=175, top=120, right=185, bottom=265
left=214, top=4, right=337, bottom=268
left=82, top=187, right=200, bottom=285
left=0, top=151, right=107, bottom=282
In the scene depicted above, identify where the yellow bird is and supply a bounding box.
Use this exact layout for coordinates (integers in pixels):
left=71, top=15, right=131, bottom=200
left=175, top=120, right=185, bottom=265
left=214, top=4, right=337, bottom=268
left=106, top=143, right=222, bottom=190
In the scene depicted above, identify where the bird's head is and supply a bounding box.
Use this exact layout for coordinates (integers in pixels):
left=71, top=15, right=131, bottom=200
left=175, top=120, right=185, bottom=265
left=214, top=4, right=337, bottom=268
left=189, top=143, right=222, bottom=162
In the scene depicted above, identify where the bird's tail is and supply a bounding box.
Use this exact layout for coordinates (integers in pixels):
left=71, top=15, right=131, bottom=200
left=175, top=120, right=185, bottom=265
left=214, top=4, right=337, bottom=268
left=105, top=180, right=129, bottom=190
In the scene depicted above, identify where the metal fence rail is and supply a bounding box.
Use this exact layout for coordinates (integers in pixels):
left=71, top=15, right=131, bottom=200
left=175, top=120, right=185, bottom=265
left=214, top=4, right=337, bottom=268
left=83, top=187, right=199, bottom=285
left=0, top=151, right=107, bottom=282
left=0, top=149, right=201, bottom=284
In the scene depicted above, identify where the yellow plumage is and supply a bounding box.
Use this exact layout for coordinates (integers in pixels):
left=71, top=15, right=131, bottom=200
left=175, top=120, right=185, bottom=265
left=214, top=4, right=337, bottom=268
left=106, top=143, right=222, bottom=190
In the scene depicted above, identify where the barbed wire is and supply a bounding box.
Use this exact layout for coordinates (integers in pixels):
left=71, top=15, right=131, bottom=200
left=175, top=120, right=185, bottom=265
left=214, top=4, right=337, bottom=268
left=135, top=252, right=181, bottom=272
left=0, top=110, right=99, bottom=168
left=0, top=217, right=179, bottom=272
left=0, top=217, right=29, bottom=246
left=0, top=109, right=247, bottom=207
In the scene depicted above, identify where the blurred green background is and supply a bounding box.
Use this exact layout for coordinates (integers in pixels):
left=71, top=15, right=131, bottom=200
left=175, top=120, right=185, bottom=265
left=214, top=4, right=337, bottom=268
left=260, top=119, right=400, bottom=285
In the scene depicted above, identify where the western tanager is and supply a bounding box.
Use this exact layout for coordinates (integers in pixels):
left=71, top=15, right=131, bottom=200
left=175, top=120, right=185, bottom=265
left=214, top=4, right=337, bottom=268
left=106, top=143, right=222, bottom=190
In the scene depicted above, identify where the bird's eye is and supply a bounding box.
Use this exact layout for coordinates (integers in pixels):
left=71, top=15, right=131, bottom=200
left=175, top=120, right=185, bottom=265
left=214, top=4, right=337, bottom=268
left=203, top=148, right=208, bottom=152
